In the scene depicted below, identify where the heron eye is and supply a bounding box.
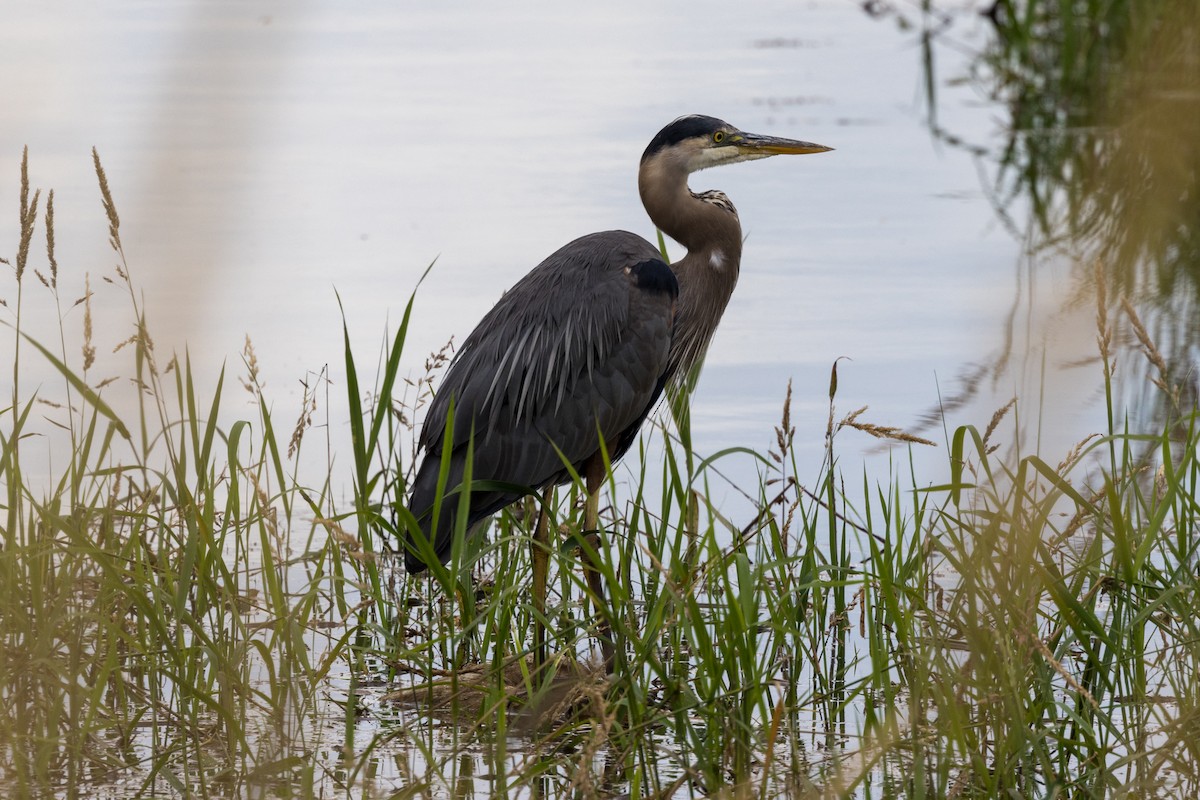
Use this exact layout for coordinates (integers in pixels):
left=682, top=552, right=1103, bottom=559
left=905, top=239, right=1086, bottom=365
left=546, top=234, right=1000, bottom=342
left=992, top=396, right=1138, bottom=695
left=713, top=131, right=726, bottom=143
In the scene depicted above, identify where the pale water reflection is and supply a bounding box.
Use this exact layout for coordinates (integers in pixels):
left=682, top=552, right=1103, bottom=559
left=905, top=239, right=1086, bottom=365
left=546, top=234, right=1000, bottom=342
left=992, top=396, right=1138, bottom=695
left=3, top=1, right=1161, bottom=797
left=1, top=0, right=1043, bottom=499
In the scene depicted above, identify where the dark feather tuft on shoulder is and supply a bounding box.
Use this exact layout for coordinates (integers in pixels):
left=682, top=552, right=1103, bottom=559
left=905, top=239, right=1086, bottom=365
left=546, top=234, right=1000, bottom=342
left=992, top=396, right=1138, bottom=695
left=628, top=258, right=679, bottom=298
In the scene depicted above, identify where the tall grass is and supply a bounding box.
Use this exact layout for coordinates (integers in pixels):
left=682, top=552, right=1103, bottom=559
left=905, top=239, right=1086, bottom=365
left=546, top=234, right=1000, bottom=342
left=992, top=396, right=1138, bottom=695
left=1, top=150, right=356, bottom=798
left=356, top=274, right=1200, bottom=797
left=3, top=150, right=1200, bottom=798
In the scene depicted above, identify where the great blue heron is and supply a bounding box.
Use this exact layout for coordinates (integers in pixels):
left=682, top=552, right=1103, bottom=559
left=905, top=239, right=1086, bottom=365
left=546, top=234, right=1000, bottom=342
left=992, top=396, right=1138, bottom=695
left=404, top=114, right=831, bottom=667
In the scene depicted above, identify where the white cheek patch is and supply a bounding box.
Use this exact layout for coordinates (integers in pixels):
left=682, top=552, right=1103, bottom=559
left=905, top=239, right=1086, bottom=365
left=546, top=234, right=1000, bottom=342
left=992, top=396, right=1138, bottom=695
left=691, top=147, right=739, bottom=171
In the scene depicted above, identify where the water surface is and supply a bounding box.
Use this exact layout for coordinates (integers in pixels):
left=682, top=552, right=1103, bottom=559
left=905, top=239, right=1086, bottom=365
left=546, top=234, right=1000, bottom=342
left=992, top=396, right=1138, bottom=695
left=1, top=0, right=1038, bottom=498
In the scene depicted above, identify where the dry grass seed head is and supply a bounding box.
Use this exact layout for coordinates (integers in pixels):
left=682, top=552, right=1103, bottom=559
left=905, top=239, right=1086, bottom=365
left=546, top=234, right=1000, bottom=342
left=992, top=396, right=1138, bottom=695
left=241, top=335, right=262, bottom=395
left=841, top=405, right=867, bottom=427
left=1019, top=627, right=1100, bottom=711
left=412, top=338, right=456, bottom=415
left=780, top=492, right=802, bottom=540
left=1120, top=297, right=1175, bottom=401
left=82, top=274, right=95, bottom=372
left=92, top=148, right=122, bottom=252
left=138, top=318, right=155, bottom=351
left=1057, top=432, right=1100, bottom=474
left=19, top=146, right=28, bottom=219
left=982, top=397, right=1016, bottom=451
left=288, top=375, right=319, bottom=459
left=16, top=185, right=40, bottom=282
left=774, top=379, right=795, bottom=461
left=839, top=406, right=936, bottom=447
left=45, top=188, right=57, bottom=288
left=15, top=147, right=32, bottom=281
left=964, top=458, right=979, bottom=481
left=423, top=337, right=454, bottom=374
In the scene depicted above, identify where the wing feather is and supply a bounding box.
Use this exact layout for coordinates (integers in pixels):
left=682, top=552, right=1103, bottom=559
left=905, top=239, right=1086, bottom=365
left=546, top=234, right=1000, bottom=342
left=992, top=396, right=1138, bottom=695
left=406, top=229, right=675, bottom=572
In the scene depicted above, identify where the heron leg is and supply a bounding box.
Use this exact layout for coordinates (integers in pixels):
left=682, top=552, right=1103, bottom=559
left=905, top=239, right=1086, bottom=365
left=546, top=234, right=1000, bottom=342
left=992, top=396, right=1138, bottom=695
left=531, top=486, right=554, bottom=675
left=584, top=455, right=615, bottom=672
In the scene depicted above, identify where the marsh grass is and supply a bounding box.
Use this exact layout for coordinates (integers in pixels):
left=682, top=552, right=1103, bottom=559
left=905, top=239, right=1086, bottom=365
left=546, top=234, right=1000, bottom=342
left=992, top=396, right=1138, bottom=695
left=2, top=151, right=1200, bottom=799
left=1, top=151, right=355, bottom=798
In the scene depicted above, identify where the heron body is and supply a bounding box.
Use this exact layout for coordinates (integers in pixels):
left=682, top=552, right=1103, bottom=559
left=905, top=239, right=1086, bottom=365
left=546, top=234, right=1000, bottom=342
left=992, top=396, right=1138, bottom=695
left=406, top=232, right=677, bottom=571
left=405, top=114, right=830, bottom=576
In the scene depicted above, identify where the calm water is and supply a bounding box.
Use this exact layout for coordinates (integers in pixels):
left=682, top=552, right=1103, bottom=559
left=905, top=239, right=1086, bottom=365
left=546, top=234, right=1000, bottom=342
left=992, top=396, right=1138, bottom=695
left=0, top=0, right=1077, bottom=501
left=2, top=1, right=1135, bottom=796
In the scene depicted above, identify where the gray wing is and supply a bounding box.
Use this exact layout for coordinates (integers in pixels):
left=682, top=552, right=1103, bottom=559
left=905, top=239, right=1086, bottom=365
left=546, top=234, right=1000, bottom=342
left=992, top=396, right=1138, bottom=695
left=405, top=230, right=677, bottom=572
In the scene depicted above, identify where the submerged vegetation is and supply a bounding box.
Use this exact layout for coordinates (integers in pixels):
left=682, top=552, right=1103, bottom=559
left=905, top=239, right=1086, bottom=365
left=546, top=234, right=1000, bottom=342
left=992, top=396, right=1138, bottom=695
left=1, top=140, right=1199, bottom=797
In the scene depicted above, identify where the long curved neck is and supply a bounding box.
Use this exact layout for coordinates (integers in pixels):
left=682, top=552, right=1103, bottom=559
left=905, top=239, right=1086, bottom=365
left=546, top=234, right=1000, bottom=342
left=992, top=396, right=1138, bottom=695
left=638, top=156, right=744, bottom=382
left=639, top=158, right=744, bottom=259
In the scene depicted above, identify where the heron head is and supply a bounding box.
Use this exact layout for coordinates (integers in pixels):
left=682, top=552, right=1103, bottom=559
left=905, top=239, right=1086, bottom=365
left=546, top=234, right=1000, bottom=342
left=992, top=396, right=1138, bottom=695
left=641, top=114, right=832, bottom=175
